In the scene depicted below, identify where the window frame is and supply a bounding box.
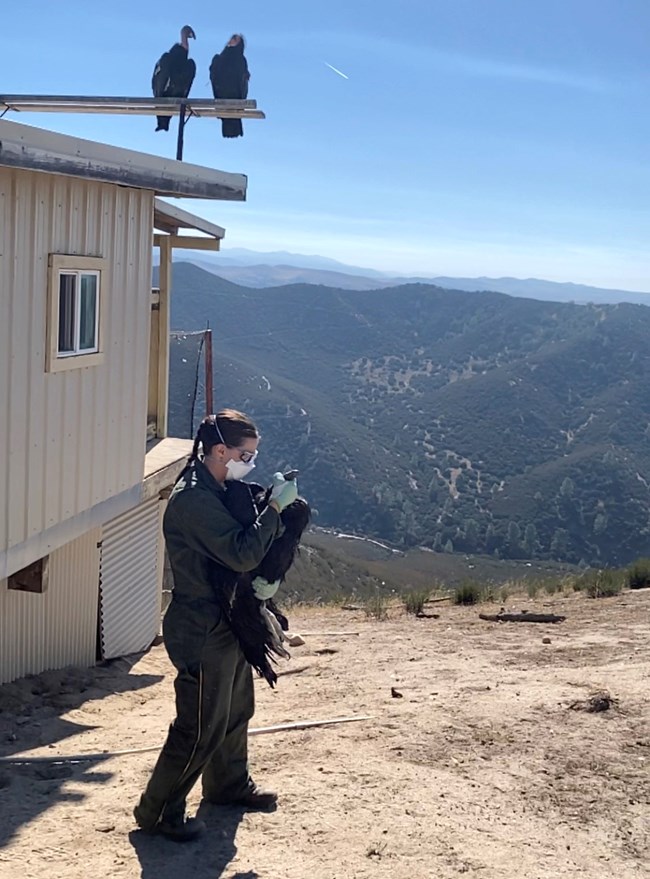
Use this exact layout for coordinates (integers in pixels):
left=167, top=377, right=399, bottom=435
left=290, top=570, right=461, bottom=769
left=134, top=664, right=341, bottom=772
left=46, top=254, right=108, bottom=373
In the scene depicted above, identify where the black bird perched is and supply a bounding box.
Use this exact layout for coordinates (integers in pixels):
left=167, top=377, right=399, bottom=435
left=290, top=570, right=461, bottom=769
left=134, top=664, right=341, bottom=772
left=152, top=25, right=197, bottom=132
left=209, top=33, right=250, bottom=138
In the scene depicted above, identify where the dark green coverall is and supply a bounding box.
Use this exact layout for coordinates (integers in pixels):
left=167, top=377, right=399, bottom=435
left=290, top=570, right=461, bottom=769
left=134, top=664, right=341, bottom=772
left=134, top=460, right=284, bottom=830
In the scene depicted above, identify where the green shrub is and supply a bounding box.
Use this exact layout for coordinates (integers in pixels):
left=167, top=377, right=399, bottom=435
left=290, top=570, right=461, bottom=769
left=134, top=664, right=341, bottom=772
left=569, top=571, right=591, bottom=592
left=482, top=583, right=497, bottom=603
left=325, top=590, right=354, bottom=607
left=402, top=589, right=431, bottom=616
left=499, top=585, right=511, bottom=604
left=586, top=569, right=623, bottom=599
left=453, top=581, right=483, bottom=605
left=526, top=581, right=539, bottom=599
left=627, top=558, right=650, bottom=590
left=560, top=575, right=575, bottom=596
left=364, top=594, right=388, bottom=620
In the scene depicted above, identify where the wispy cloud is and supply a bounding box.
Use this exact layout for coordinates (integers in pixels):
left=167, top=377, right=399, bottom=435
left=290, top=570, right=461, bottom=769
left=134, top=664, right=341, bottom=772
left=434, top=50, right=612, bottom=93
left=379, top=36, right=614, bottom=93
left=255, top=29, right=614, bottom=94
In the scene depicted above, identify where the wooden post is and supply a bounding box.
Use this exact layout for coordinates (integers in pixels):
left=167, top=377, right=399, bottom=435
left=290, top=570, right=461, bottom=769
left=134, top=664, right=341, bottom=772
left=204, top=327, right=213, bottom=416
left=176, top=102, right=187, bottom=162
left=478, top=612, right=566, bottom=624
left=157, top=236, right=171, bottom=438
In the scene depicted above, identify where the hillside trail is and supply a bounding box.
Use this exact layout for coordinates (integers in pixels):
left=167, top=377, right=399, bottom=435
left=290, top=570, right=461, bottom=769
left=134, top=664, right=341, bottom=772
left=1, top=591, right=649, bottom=879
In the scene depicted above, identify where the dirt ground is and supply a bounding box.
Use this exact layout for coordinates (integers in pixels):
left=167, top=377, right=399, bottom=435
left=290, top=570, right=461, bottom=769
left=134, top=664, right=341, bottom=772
left=1, top=589, right=649, bottom=879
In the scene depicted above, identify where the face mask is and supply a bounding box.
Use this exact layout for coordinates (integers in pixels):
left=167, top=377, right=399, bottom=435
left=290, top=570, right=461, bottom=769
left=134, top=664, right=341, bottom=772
left=225, top=457, right=256, bottom=481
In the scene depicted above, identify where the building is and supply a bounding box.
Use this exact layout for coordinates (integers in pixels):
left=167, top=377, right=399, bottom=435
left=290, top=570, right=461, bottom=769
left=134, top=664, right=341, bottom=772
left=0, top=119, right=243, bottom=683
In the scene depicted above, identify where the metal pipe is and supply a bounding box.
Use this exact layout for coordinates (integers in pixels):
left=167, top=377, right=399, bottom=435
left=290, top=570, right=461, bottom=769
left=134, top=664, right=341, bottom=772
left=0, top=715, right=372, bottom=765
left=176, top=102, right=187, bottom=161
left=204, top=327, right=213, bottom=416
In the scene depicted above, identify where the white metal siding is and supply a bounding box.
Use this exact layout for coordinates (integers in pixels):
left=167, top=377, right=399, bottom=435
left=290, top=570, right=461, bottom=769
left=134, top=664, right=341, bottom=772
left=0, top=528, right=101, bottom=684
left=100, top=498, right=162, bottom=660
left=0, top=167, right=153, bottom=568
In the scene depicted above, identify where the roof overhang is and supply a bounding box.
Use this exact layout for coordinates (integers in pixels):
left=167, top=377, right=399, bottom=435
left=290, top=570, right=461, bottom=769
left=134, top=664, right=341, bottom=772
left=153, top=199, right=225, bottom=250
left=154, top=198, right=225, bottom=238
left=0, top=119, right=247, bottom=201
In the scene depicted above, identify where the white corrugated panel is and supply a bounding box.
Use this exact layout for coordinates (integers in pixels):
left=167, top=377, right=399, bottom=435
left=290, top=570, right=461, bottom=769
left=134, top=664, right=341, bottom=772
left=100, top=499, right=162, bottom=660
left=0, top=528, right=101, bottom=684
left=0, top=167, right=153, bottom=564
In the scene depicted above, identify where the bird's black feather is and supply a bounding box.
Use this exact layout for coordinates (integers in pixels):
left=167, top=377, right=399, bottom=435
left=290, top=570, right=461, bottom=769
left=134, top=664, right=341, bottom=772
left=152, top=42, right=196, bottom=131
left=212, top=480, right=310, bottom=687
left=209, top=41, right=250, bottom=138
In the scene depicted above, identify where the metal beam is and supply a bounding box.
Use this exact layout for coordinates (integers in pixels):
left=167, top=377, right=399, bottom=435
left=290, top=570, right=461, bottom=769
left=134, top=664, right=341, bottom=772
left=0, top=95, right=264, bottom=119
left=153, top=234, right=220, bottom=251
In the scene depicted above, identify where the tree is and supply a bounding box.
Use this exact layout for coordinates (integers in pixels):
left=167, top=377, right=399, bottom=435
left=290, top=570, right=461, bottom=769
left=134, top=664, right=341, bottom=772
left=560, top=477, right=575, bottom=498
left=444, top=539, right=454, bottom=554
left=463, top=518, right=479, bottom=552
left=485, top=523, right=498, bottom=553
left=550, top=528, right=569, bottom=559
left=505, top=521, right=521, bottom=557
left=593, top=513, right=608, bottom=535
left=507, top=521, right=521, bottom=544
left=523, top=523, right=538, bottom=557
left=455, top=471, right=469, bottom=494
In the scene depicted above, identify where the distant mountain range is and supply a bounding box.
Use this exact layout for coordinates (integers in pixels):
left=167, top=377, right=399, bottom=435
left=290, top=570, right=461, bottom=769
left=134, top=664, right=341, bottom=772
left=162, top=262, right=650, bottom=568
left=153, top=247, right=650, bottom=305
left=179, top=247, right=388, bottom=278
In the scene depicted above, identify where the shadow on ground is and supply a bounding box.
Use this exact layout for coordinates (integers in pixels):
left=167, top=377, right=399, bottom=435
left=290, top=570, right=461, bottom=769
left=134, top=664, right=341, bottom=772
left=0, top=652, right=163, bottom=848
left=130, top=803, right=256, bottom=879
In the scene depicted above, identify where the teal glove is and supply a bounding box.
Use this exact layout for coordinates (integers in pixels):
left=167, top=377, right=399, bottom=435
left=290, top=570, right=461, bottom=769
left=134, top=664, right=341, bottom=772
left=252, top=576, right=281, bottom=600
left=269, top=472, right=298, bottom=511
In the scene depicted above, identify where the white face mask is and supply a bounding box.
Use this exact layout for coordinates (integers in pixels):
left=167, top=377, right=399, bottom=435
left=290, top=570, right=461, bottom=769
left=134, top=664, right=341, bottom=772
left=225, top=457, right=256, bottom=481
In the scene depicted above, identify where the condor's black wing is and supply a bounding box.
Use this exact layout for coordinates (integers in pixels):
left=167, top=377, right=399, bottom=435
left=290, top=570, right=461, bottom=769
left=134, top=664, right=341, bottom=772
left=174, top=58, right=196, bottom=98
left=152, top=50, right=172, bottom=96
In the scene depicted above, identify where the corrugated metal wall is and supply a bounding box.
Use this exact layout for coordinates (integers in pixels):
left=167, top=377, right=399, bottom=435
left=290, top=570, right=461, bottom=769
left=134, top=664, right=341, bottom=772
left=0, top=528, right=101, bottom=684
left=99, top=498, right=163, bottom=660
left=0, top=168, right=153, bottom=568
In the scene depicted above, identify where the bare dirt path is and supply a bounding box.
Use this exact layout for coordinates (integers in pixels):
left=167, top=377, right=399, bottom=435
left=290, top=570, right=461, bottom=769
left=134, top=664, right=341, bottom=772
left=1, top=590, right=649, bottom=879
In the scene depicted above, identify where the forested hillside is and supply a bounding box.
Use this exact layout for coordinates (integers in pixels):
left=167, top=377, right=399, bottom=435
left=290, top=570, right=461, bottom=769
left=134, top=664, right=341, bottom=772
left=164, top=263, right=650, bottom=566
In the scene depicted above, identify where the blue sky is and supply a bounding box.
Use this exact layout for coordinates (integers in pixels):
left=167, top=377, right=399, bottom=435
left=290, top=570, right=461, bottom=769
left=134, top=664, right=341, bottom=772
left=3, top=1, right=650, bottom=290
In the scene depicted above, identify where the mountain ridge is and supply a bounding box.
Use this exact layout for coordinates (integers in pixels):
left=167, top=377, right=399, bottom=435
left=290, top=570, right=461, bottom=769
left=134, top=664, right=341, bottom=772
left=153, top=249, right=650, bottom=305
left=163, top=262, right=650, bottom=566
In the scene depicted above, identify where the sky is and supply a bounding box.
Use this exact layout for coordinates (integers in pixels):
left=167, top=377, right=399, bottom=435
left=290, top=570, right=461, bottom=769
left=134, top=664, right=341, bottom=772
left=2, top=1, right=650, bottom=290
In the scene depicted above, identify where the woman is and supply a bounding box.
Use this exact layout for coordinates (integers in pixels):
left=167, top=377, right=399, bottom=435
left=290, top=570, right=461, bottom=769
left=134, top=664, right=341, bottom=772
left=209, top=33, right=251, bottom=138
left=134, top=410, right=298, bottom=841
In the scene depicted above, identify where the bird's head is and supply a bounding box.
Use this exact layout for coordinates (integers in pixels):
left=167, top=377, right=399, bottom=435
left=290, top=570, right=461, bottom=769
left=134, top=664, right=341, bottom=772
left=181, top=25, right=196, bottom=41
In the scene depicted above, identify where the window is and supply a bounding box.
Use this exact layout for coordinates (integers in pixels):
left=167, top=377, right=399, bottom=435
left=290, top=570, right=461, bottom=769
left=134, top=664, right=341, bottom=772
left=47, top=255, right=107, bottom=372
left=58, top=271, right=100, bottom=355
left=8, top=557, right=49, bottom=594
